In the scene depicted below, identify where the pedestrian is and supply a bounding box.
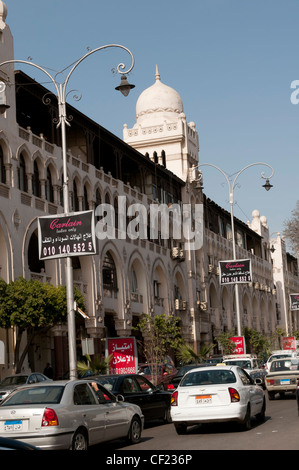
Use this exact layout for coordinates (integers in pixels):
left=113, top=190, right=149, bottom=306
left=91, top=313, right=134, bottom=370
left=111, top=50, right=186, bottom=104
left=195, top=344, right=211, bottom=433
left=44, top=363, right=54, bottom=379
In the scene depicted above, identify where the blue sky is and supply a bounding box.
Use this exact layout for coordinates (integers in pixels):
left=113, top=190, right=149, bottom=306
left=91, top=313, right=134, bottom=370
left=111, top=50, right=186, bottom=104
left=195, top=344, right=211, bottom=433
left=4, top=0, right=299, bottom=247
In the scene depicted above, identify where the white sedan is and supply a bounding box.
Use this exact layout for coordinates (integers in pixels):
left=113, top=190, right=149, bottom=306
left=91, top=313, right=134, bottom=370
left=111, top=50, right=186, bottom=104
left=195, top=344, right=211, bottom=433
left=0, top=379, right=144, bottom=450
left=170, top=365, right=265, bottom=434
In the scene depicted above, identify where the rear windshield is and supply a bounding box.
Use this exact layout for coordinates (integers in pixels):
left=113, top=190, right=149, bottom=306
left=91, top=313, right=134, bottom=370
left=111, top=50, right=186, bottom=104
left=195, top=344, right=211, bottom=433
left=270, top=360, right=299, bottom=372
left=225, top=360, right=251, bottom=369
left=0, top=376, right=28, bottom=386
left=180, top=369, right=236, bottom=386
left=269, top=354, right=291, bottom=363
left=97, top=377, right=118, bottom=392
left=1, top=386, right=64, bottom=406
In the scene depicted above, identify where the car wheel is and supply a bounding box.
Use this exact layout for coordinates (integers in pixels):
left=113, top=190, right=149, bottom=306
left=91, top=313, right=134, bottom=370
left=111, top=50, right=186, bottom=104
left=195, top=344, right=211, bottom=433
left=256, top=398, right=266, bottom=423
left=174, top=423, right=187, bottom=435
left=268, top=391, right=275, bottom=400
left=163, top=407, right=172, bottom=423
left=71, top=429, right=88, bottom=450
left=127, top=416, right=142, bottom=444
left=239, top=405, right=251, bottom=431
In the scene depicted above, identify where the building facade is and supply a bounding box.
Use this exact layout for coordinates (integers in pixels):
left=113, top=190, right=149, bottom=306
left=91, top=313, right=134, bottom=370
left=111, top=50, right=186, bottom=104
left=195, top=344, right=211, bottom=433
left=0, top=2, right=298, bottom=379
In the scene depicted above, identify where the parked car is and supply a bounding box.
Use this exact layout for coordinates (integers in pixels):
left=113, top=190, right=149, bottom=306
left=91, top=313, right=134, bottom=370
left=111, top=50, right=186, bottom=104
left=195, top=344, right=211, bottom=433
left=170, top=365, right=265, bottom=434
left=96, top=374, right=172, bottom=423
left=222, top=354, right=267, bottom=388
left=137, top=363, right=177, bottom=388
left=0, top=373, right=52, bottom=403
left=0, top=379, right=144, bottom=450
left=160, top=364, right=213, bottom=390
left=264, top=350, right=299, bottom=372
left=205, top=355, right=223, bottom=364
left=265, top=357, right=299, bottom=400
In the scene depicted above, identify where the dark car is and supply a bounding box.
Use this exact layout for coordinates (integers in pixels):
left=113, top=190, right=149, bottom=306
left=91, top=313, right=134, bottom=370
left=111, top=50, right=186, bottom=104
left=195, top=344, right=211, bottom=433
left=96, top=374, right=172, bottom=423
left=160, top=363, right=214, bottom=390
left=137, top=363, right=178, bottom=390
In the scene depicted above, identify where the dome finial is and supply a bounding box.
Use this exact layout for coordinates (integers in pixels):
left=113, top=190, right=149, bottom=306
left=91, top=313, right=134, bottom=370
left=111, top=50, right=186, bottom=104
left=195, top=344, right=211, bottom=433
left=155, top=64, right=161, bottom=81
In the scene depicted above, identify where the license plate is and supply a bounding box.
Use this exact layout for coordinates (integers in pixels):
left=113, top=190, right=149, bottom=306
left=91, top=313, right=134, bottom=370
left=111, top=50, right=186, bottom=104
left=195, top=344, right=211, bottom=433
left=280, top=379, right=290, bottom=385
left=195, top=394, right=212, bottom=404
left=4, top=420, right=22, bottom=431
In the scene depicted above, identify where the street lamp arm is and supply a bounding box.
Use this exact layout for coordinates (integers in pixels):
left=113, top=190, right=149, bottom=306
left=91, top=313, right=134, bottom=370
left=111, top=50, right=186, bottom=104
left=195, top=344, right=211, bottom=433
left=231, top=162, right=274, bottom=193
left=0, top=58, right=61, bottom=97
left=61, top=44, right=135, bottom=98
left=0, top=43, right=135, bottom=103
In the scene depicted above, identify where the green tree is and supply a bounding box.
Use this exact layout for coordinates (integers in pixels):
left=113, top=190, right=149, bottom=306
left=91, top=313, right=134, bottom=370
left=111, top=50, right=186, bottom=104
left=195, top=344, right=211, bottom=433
left=283, top=200, right=299, bottom=255
left=215, top=330, right=237, bottom=355
left=175, top=343, right=215, bottom=365
left=134, top=313, right=184, bottom=385
left=77, top=354, right=112, bottom=376
left=242, top=327, right=271, bottom=362
left=0, top=277, right=85, bottom=373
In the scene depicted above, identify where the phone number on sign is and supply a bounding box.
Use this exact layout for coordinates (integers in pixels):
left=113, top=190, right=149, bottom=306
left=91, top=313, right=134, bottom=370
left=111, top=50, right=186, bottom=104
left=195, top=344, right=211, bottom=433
left=109, top=367, right=136, bottom=374
left=42, top=241, right=94, bottom=257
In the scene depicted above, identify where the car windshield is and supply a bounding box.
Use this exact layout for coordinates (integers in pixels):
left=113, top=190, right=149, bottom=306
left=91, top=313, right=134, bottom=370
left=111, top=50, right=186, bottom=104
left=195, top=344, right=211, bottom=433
left=1, top=386, right=64, bottom=406
left=269, top=354, right=291, bottom=363
left=180, top=369, right=236, bottom=386
left=0, top=376, right=28, bottom=386
left=269, top=359, right=299, bottom=372
left=225, top=360, right=251, bottom=369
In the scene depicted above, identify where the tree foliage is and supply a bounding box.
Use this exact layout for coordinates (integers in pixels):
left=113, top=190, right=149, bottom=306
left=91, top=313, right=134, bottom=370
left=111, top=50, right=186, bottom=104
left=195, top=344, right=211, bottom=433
left=134, top=313, right=184, bottom=384
left=77, top=354, right=112, bottom=376
left=283, top=200, right=299, bottom=254
left=175, top=343, right=215, bottom=365
left=0, top=277, right=85, bottom=373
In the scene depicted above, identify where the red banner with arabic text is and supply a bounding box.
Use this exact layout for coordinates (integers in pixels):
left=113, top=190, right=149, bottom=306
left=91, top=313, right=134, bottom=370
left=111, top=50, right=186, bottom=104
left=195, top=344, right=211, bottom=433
left=106, top=337, right=138, bottom=374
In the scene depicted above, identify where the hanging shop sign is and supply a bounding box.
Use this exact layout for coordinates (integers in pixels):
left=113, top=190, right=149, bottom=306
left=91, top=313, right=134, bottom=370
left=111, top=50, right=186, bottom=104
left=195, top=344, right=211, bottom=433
left=290, top=293, right=299, bottom=311
left=38, top=210, right=96, bottom=260
left=219, top=259, right=252, bottom=285
left=106, top=337, right=138, bottom=375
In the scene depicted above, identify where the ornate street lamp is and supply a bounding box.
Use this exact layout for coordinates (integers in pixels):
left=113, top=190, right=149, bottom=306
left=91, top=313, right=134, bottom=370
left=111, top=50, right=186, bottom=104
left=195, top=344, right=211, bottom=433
left=0, top=44, right=135, bottom=379
left=191, top=162, right=274, bottom=337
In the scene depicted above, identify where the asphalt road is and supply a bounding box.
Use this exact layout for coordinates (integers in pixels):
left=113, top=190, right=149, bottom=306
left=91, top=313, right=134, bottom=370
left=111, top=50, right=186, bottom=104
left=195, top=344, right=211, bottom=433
left=94, top=393, right=299, bottom=453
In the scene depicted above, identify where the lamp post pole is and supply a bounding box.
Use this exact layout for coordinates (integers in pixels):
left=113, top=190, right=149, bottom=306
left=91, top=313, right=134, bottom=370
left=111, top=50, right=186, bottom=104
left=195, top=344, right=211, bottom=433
left=192, top=162, right=274, bottom=337
left=0, top=45, right=135, bottom=379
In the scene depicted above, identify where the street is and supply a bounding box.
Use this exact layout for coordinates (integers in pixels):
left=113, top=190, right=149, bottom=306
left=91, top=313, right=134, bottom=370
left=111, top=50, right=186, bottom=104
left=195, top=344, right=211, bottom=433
left=93, top=393, right=299, bottom=453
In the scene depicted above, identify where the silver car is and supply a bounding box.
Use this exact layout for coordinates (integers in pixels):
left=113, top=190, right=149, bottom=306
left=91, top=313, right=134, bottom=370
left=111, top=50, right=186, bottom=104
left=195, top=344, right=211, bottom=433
left=0, top=379, right=144, bottom=450
left=0, top=373, right=51, bottom=403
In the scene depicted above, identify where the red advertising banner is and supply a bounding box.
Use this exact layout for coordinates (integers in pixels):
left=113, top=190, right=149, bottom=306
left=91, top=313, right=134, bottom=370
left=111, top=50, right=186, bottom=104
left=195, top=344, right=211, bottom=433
left=282, top=336, right=296, bottom=350
left=230, top=336, right=246, bottom=355
left=106, top=337, right=138, bottom=374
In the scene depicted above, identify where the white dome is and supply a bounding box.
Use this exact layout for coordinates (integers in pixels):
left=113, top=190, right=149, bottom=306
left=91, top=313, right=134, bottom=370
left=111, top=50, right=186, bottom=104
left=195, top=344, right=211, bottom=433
left=136, top=65, right=183, bottom=125
left=0, top=1, right=7, bottom=29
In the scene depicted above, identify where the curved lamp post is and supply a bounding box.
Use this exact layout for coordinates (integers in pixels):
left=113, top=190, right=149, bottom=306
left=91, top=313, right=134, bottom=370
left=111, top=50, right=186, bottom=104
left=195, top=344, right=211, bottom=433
left=0, top=44, right=135, bottom=379
left=192, top=162, right=274, bottom=337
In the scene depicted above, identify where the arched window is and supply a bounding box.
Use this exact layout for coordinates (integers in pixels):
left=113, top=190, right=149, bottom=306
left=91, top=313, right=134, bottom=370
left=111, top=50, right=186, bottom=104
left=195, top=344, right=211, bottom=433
left=82, top=185, right=89, bottom=211
left=18, top=153, right=28, bottom=192
left=45, top=166, right=54, bottom=202
left=102, top=251, right=117, bottom=292
left=0, top=146, right=5, bottom=183
left=32, top=160, right=41, bottom=197
left=72, top=180, right=80, bottom=211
